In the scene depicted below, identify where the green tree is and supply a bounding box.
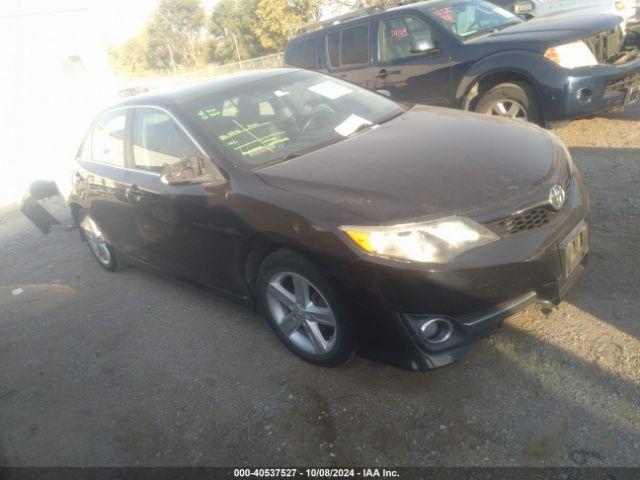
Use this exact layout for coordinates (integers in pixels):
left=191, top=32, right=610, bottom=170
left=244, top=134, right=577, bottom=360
left=254, top=0, right=324, bottom=51
left=328, top=0, right=410, bottom=11
left=147, top=0, right=207, bottom=69
left=109, top=33, right=151, bottom=74
left=209, top=0, right=270, bottom=63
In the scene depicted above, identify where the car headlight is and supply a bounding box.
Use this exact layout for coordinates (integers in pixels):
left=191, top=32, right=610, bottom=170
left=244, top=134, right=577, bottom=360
left=341, top=216, right=499, bottom=263
left=544, top=41, right=598, bottom=69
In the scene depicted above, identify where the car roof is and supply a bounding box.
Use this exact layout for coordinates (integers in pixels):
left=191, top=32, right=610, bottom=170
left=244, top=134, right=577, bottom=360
left=289, top=0, right=447, bottom=42
left=113, top=68, right=303, bottom=109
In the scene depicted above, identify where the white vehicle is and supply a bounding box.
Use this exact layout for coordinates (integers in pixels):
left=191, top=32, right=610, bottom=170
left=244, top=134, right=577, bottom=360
left=511, top=0, right=638, bottom=27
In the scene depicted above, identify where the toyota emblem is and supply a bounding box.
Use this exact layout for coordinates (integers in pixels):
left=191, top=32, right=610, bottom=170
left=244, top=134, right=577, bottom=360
left=549, top=185, right=566, bottom=210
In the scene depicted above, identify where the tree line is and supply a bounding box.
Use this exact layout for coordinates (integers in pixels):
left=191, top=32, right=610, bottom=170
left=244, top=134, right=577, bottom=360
left=109, top=0, right=398, bottom=75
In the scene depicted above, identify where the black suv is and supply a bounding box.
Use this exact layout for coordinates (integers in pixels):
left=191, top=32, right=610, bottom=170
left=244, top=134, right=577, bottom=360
left=284, top=0, right=640, bottom=125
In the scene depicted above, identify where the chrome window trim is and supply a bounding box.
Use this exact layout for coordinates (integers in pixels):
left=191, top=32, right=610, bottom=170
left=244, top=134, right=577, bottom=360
left=83, top=104, right=211, bottom=178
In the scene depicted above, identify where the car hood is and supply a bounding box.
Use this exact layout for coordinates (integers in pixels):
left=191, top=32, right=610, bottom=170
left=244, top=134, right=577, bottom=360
left=257, top=106, right=558, bottom=225
left=469, top=13, right=622, bottom=49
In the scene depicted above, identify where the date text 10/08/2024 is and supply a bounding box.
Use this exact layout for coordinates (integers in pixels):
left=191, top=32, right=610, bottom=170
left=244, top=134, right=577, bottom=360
left=233, top=468, right=400, bottom=478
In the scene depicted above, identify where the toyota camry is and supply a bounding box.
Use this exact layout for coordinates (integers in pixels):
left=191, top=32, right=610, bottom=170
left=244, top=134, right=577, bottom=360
left=35, top=68, right=590, bottom=370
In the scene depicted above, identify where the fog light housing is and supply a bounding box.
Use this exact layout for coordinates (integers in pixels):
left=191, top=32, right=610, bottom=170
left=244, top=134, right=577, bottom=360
left=403, top=314, right=462, bottom=351
left=577, top=88, right=592, bottom=103
left=419, top=318, right=453, bottom=344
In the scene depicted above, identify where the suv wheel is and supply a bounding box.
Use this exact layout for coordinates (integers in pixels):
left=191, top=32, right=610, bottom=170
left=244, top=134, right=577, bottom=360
left=475, top=82, right=542, bottom=125
left=257, top=249, right=354, bottom=367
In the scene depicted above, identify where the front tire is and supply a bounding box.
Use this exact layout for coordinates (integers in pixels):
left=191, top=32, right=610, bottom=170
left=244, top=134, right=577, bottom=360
left=475, top=81, right=542, bottom=125
left=257, top=249, right=354, bottom=367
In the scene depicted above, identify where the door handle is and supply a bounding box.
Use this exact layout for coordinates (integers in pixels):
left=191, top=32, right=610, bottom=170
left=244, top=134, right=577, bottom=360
left=376, top=69, right=401, bottom=78
left=125, top=185, right=144, bottom=202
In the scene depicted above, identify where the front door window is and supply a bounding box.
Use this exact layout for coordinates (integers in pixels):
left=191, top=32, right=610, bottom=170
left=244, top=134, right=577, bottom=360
left=378, top=16, right=436, bottom=63
left=131, top=108, right=199, bottom=173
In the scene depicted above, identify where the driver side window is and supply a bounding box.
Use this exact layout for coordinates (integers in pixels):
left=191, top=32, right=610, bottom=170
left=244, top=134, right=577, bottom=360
left=378, top=16, right=435, bottom=63
left=131, top=108, right=199, bottom=173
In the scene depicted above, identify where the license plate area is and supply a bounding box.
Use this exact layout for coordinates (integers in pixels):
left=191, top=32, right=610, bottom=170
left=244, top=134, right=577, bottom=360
left=560, top=220, right=589, bottom=278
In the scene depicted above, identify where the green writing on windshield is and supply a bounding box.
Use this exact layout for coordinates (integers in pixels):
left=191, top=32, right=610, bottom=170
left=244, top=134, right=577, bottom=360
left=197, top=108, right=222, bottom=120
left=197, top=106, right=292, bottom=160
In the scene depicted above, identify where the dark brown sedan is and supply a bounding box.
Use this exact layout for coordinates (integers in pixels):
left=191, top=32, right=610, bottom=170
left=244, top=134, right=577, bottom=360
left=48, top=68, right=589, bottom=370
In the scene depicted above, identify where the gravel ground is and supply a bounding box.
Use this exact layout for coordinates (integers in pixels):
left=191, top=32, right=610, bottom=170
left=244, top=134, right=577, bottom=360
left=0, top=105, right=639, bottom=467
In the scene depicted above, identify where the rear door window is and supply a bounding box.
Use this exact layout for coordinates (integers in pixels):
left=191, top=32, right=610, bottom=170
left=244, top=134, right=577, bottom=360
left=91, top=110, right=127, bottom=166
left=285, top=38, right=318, bottom=69
left=325, top=24, right=370, bottom=68
left=131, top=108, right=199, bottom=173
left=341, top=24, right=369, bottom=65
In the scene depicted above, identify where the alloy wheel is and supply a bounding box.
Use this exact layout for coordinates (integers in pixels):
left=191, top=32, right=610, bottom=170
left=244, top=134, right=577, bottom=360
left=266, top=272, right=337, bottom=356
left=488, top=100, right=528, bottom=120
left=80, top=215, right=112, bottom=266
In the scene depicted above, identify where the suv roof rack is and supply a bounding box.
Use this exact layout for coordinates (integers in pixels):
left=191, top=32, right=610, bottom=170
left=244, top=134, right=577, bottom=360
left=298, top=0, right=416, bottom=34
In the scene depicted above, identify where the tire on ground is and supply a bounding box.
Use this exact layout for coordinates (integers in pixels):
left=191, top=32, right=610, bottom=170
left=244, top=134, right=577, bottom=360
left=256, top=248, right=354, bottom=367
left=475, top=81, right=542, bottom=125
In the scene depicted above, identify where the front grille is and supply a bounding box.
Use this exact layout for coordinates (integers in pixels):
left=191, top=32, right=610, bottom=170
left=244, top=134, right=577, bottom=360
left=487, top=207, right=557, bottom=237
left=607, top=71, right=640, bottom=93
left=584, top=25, right=624, bottom=63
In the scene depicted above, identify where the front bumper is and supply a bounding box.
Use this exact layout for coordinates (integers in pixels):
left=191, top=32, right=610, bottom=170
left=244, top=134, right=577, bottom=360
left=20, top=181, right=62, bottom=233
left=532, top=56, right=640, bottom=122
left=331, top=174, right=590, bottom=371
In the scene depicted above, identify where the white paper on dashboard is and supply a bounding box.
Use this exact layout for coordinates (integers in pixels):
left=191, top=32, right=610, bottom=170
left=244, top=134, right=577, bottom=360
left=334, top=114, right=372, bottom=137
left=308, top=80, right=353, bottom=100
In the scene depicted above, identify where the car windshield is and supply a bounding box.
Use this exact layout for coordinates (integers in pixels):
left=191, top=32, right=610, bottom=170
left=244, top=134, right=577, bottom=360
left=425, top=0, right=521, bottom=39
left=184, top=70, right=405, bottom=168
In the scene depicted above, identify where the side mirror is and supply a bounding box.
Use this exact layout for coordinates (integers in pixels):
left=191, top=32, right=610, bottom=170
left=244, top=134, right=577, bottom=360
left=160, top=156, right=207, bottom=185
left=410, top=39, right=439, bottom=54
left=514, top=0, right=535, bottom=15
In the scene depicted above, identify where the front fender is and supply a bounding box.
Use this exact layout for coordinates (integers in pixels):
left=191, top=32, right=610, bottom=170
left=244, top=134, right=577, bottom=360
left=454, top=50, right=543, bottom=108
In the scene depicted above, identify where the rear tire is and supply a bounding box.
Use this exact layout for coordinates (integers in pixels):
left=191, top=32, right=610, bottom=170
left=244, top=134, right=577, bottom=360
left=78, top=210, right=120, bottom=272
left=475, top=81, right=542, bottom=125
left=257, top=249, right=354, bottom=367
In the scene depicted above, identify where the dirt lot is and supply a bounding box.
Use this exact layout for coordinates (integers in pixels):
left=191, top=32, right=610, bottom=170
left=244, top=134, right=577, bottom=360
left=0, top=105, right=639, bottom=467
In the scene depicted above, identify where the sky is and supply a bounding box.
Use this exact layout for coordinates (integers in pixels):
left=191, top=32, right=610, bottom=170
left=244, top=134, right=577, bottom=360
left=0, top=0, right=220, bottom=46
left=0, top=0, right=344, bottom=205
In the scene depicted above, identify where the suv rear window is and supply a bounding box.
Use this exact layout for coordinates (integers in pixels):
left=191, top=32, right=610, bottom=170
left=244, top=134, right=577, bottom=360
left=285, top=39, right=317, bottom=69
left=326, top=24, right=370, bottom=68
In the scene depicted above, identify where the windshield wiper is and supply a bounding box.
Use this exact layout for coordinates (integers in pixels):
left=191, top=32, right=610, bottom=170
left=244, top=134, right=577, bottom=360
left=496, top=21, right=520, bottom=31
left=379, top=109, right=406, bottom=125
left=279, top=153, right=300, bottom=161
left=348, top=122, right=376, bottom=137
left=464, top=27, right=498, bottom=40
left=465, top=21, right=520, bottom=40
